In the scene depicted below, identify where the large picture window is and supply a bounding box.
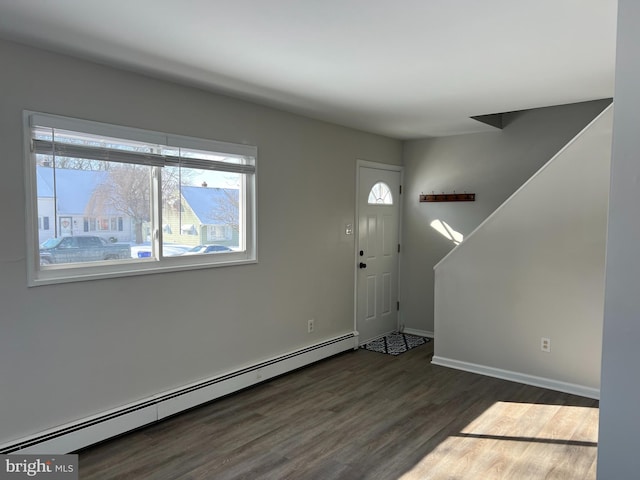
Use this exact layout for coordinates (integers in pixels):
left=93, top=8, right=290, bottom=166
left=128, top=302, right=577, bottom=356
left=25, top=111, right=257, bottom=286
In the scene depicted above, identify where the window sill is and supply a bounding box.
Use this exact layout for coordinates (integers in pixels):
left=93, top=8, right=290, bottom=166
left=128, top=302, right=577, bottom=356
left=28, top=255, right=258, bottom=287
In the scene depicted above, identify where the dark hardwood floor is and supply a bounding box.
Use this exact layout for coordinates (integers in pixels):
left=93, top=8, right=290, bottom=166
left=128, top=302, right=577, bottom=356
left=78, top=340, right=599, bottom=479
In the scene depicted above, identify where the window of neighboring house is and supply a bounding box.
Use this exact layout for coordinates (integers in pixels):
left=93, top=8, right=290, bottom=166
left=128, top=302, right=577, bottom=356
left=207, top=225, right=232, bottom=241
left=25, top=111, right=257, bottom=286
left=38, top=216, right=50, bottom=230
left=83, top=218, right=96, bottom=232
left=82, top=216, right=125, bottom=232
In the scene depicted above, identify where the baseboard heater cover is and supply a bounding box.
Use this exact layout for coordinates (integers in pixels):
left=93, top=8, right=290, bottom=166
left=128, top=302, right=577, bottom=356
left=0, top=332, right=357, bottom=455
left=431, top=355, right=599, bottom=400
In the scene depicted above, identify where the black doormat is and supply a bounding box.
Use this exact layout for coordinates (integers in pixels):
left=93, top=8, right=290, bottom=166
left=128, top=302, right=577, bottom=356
left=360, top=332, right=431, bottom=356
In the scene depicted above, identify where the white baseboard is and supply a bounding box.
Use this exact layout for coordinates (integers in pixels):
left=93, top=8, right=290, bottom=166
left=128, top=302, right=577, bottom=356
left=402, top=328, right=434, bottom=338
left=0, top=332, right=357, bottom=455
left=431, top=355, right=599, bottom=400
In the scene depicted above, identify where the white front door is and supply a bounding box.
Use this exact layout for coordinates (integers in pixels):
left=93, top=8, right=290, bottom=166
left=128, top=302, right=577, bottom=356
left=59, top=216, right=73, bottom=236
left=356, top=164, right=401, bottom=344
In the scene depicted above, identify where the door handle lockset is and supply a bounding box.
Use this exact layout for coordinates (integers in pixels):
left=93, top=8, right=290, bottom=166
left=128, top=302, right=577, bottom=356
left=359, top=262, right=367, bottom=269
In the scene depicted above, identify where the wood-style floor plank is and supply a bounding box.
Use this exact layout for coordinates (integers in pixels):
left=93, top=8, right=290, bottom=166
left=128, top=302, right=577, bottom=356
left=79, top=341, right=599, bottom=479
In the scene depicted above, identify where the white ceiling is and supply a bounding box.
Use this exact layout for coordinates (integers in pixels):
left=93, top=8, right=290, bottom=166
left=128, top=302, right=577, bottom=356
left=0, top=0, right=618, bottom=139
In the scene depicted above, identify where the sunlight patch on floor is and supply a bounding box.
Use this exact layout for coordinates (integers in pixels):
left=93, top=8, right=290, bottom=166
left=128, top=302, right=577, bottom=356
left=398, top=401, right=598, bottom=480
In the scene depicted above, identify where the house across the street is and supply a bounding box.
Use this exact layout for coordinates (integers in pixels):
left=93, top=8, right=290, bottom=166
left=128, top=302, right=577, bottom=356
left=36, top=165, right=239, bottom=248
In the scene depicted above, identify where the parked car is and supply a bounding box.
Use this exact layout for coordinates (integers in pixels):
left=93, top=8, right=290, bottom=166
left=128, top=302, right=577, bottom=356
left=182, top=244, right=233, bottom=255
left=40, top=236, right=131, bottom=265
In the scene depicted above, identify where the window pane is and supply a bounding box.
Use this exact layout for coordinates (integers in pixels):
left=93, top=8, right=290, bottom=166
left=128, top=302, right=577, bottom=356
left=27, top=113, right=256, bottom=286
left=162, top=145, right=254, bottom=173
left=35, top=158, right=151, bottom=265
left=161, top=164, right=240, bottom=257
left=368, top=182, right=393, bottom=205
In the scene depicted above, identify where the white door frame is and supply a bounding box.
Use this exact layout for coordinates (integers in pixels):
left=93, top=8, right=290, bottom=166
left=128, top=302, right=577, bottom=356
left=354, top=160, right=404, bottom=344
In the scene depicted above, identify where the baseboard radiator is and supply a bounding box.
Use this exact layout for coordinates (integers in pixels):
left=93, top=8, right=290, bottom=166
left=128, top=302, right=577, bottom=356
left=0, top=332, right=358, bottom=455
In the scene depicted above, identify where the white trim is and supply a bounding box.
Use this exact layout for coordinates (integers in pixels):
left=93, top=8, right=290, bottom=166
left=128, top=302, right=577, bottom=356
left=402, top=328, right=434, bottom=338
left=398, top=167, right=405, bottom=332
left=434, top=103, right=614, bottom=271
left=23, top=110, right=258, bottom=286
left=23, top=112, right=38, bottom=284
left=167, top=134, right=257, bottom=159
left=354, top=160, right=404, bottom=336
left=29, top=111, right=166, bottom=145
left=352, top=330, right=361, bottom=349
left=0, top=333, right=356, bottom=454
left=28, top=112, right=259, bottom=159
left=29, top=257, right=259, bottom=287
left=431, top=356, right=599, bottom=399
left=356, top=159, right=403, bottom=172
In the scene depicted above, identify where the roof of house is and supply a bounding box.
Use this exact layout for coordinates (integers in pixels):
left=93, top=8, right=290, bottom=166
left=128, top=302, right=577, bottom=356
left=36, top=167, right=55, bottom=198
left=37, top=166, right=239, bottom=223
left=181, top=186, right=238, bottom=226
left=37, top=165, right=117, bottom=215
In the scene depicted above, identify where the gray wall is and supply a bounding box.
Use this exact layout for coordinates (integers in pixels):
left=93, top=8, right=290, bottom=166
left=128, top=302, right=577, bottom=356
left=433, top=106, right=612, bottom=393
left=401, top=99, right=611, bottom=333
left=0, top=39, right=402, bottom=445
left=597, top=0, right=640, bottom=476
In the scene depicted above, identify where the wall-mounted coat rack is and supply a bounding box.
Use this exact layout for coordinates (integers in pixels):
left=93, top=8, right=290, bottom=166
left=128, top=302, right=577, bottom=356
left=419, top=192, right=476, bottom=202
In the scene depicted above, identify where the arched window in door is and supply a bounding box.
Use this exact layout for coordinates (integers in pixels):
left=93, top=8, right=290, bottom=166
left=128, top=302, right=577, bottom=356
left=368, top=182, right=393, bottom=205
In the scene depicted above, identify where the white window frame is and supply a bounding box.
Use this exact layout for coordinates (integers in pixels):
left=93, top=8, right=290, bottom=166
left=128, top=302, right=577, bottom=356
left=24, top=111, right=257, bottom=286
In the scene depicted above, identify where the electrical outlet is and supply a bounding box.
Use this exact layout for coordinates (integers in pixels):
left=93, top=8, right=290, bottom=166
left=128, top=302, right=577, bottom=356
left=308, top=319, right=314, bottom=333
left=541, top=337, right=551, bottom=352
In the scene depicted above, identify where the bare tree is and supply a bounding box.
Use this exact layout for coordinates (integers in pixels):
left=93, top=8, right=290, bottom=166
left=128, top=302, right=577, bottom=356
left=87, top=164, right=151, bottom=243
left=37, top=153, right=109, bottom=171
left=86, top=165, right=192, bottom=244
left=210, top=189, right=240, bottom=232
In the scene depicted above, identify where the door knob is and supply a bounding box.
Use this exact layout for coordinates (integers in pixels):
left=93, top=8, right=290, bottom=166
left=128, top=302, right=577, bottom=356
left=359, top=262, right=367, bottom=269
